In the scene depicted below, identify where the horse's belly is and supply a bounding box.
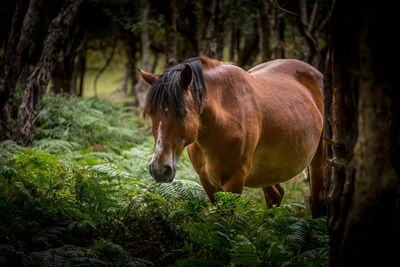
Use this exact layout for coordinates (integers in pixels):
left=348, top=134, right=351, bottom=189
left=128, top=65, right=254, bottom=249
left=245, top=154, right=305, bottom=188
left=245, top=132, right=320, bottom=188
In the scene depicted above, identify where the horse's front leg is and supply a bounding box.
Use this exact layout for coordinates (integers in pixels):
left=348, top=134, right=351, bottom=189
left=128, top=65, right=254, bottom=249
left=199, top=175, right=219, bottom=203
left=220, top=167, right=247, bottom=195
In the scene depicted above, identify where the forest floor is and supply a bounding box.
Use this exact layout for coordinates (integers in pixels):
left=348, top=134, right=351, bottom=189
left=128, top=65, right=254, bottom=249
left=0, top=94, right=329, bottom=266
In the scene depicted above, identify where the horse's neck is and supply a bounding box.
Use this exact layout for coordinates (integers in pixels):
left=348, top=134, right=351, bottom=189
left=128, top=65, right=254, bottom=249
left=199, top=65, right=257, bottom=133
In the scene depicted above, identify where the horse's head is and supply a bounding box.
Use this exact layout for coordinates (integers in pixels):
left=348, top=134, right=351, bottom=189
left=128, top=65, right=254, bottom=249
left=140, top=63, right=204, bottom=182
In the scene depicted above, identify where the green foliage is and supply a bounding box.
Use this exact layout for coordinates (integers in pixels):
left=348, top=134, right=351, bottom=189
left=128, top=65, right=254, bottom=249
left=35, top=94, right=146, bottom=149
left=29, top=246, right=107, bottom=267
left=177, top=194, right=328, bottom=267
left=34, top=139, right=81, bottom=154
left=151, top=179, right=209, bottom=204
left=91, top=239, right=154, bottom=267
left=0, top=94, right=328, bottom=266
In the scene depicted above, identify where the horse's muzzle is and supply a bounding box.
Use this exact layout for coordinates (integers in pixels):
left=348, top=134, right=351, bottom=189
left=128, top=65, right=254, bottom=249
left=149, top=162, right=176, bottom=182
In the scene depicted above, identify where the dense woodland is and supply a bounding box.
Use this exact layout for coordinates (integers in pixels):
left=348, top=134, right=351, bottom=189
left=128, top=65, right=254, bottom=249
left=0, top=0, right=399, bottom=266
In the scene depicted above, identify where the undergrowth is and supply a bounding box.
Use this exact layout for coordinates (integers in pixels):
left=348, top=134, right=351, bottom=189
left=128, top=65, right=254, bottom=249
left=0, top=94, right=328, bottom=266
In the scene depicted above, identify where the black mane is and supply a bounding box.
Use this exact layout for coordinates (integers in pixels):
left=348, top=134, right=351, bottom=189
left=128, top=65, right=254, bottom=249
left=143, top=57, right=206, bottom=119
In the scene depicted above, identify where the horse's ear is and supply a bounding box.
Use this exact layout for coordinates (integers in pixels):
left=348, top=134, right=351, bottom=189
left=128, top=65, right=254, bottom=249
left=138, top=69, right=157, bottom=85
left=179, top=64, right=192, bottom=90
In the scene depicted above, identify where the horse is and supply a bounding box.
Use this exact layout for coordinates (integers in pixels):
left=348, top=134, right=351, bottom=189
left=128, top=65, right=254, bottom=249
left=139, top=56, right=325, bottom=218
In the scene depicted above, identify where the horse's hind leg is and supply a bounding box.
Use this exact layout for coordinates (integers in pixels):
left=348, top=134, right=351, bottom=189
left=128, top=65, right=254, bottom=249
left=262, top=184, right=284, bottom=208
left=308, top=137, right=326, bottom=218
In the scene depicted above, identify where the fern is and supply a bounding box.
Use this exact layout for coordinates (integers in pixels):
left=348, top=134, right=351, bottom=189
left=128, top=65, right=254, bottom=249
left=287, top=217, right=311, bottom=252
left=0, top=245, right=26, bottom=267
left=151, top=179, right=208, bottom=204
left=31, top=225, right=66, bottom=249
left=0, top=95, right=329, bottom=267
left=67, top=220, right=97, bottom=234
left=230, top=235, right=261, bottom=267
left=91, top=239, right=154, bottom=267
left=29, top=246, right=107, bottom=267
left=35, top=94, right=147, bottom=149
left=0, top=141, right=23, bottom=177
left=0, top=140, right=23, bottom=156
left=34, top=139, right=81, bottom=154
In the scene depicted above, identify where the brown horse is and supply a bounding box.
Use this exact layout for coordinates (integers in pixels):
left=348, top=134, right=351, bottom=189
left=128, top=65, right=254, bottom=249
left=139, top=57, right=325, bottom=218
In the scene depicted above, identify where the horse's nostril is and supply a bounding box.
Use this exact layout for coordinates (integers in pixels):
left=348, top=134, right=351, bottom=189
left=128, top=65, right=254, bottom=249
left=162, top=165, right=173, bottom=177
left=149, top=163, right=154, bottom=177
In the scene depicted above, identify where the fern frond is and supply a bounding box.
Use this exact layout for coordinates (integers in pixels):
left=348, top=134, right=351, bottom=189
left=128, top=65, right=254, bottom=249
left=287, top=217, right=311, bottom=252
left=230, top=234, right=261, bottom=267
left=29, top=246, right=107, bottom=267
left=34, top=139, right=81, bottom=153
left=151, top=179, right=208, bottom=204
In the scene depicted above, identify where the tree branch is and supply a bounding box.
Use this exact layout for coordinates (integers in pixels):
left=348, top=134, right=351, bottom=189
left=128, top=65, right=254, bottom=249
left=307, top=0, right=319, bottom=33
left=93, top=38, right=117, bottom=96
left=318, top=0, right=336, bottom=31
left=274, top=0, right=298, bottom=17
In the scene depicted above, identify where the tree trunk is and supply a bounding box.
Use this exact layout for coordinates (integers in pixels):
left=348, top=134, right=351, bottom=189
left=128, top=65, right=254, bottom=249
left=175, top=0, right=199, bottom=60
left=16, top=0, right=83, bottom=146
left=51, top=25, right=85, bottom=95
left=134, top=2, right=152, bottom=112
left=229, top=23, right=237, bottom=61
left=276, top=17, right=285, bottom=58
left=120, top=61, right=130, bottom=94
left=128, top=40, right=138, bottom=96
left=0, top=0, right=29, bottom=141
left=151, top=50, right=159, bottom=73
left=325, top=1, right=399, bottom=266
left=214, top=0, right=224, bottom=60
left=69, top=56, right=78, bottom=95
left=164, top=0, right=177, bottom=67
left=51, top=53, right=76, bottom=94
left=119, top=40, right=137, bottom=95
left=77, top=49, right=86, bottom=97
left=256, top=0, right=272, bottom=62
left=238, top=23, right=259, bottom=68
left=199, top=0, right=224, bottom=59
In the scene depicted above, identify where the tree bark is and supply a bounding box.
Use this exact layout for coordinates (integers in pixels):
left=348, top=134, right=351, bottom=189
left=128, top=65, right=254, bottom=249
left=120, top=61, right=130, bottom=95
left=256, top=0, right=272, bottom=62
left=229, top=23, right=237, bottom=61
left=134, top=2, right=152, bottom=112
left=16, top=0, right=83, bottom=146
left=175, top=0, right=199, bottom=60
left=119, top=43, right=136, bottom=95
left=297, top=0, right=318, bottom=64
left=0, top=0, right=29, bottom=141
left=276, top=17, right=285, bottom=58
left=325, top=1, right=399, bottom=266
left=199, top=0, right=224, bottom=59
left=238, top=23, right=259, bottom=68
left=164, top=0, right=177, bottom=67
left=77, top=49, right=86, bottom=97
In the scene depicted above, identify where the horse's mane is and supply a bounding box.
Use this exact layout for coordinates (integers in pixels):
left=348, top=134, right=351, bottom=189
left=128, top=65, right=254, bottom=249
left=144, top=57, right=219, bottom=119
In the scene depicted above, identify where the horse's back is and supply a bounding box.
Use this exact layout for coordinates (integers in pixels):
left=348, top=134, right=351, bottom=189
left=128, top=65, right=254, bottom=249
left=248, top=59, right=323, bottom=113
left=248, top=59, right=323, bottom=87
